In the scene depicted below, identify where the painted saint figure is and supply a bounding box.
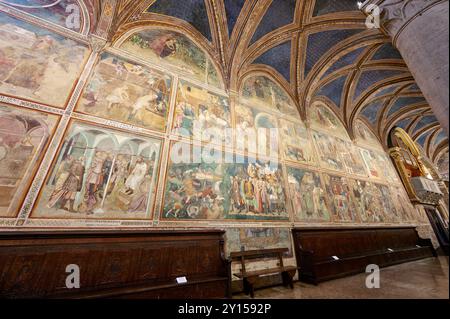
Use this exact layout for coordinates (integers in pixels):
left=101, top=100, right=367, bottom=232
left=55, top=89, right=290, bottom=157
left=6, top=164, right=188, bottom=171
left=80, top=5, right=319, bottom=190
left=47, top=156, right=85, bottom=212
left=125, top=157, right=148, bottom=195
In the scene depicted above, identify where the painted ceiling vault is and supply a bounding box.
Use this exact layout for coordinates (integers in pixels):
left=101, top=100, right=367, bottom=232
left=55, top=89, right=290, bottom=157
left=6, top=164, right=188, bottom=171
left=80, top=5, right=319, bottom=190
left=1, top=0, right=448, bottom=172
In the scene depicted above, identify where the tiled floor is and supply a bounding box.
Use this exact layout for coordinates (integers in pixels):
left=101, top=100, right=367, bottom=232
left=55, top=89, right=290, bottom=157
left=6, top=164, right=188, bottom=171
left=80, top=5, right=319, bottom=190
left=234, top=257, right=449, bottom=299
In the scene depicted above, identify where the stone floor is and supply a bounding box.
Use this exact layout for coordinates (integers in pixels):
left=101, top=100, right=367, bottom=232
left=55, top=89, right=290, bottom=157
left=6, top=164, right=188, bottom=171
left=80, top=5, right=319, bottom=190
left=234, top=257, right=449, bottom=299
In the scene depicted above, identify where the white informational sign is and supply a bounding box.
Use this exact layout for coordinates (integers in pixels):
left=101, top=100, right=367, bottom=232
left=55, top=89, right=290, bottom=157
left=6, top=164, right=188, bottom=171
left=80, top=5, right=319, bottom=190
left=176, top=276, right=188, bottom=284
left=332, top=256, right=340, bottom=261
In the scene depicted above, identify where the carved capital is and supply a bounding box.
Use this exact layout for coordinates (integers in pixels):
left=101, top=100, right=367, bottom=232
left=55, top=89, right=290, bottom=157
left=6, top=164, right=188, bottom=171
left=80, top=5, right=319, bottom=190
left=362, top=0, right=444, bottom=42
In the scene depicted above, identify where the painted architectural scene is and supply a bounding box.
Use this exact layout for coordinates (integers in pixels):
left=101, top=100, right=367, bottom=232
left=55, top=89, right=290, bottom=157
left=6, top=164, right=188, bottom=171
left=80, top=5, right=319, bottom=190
left=240, top=75, right=298, bottom=117
left=286, top=166, right=330, bottom=222
left=173, top=80, right=230, bottom=142
left=32, top=121, right=161, bottom=220
left=119, top=28, right=222, bottom=87
left=77, top=52, right=172, bottom=132
left=339, top=140, right=368, bottom=176
left=0, top=103, right=58, bottom=217
left=279, top=118, right=314, bottom=164
left=360, top=147, right=400, bottom=182
left=0, top=12, right=89, bottom=107
left=163, top=146, right=288, bottom=221
left=235, top=103, right=279, bottom=157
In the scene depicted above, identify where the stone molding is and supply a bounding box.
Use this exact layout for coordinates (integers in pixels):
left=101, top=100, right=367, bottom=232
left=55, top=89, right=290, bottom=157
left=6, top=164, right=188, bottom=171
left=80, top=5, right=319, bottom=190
left=362, top=0, right=445, bottom=45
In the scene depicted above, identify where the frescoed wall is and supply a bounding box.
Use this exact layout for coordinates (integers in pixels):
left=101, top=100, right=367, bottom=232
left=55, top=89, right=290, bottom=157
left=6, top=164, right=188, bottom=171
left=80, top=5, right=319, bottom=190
left=286, top=166, right=330, bottom=222
left=77, top=52, right=172, bottom=132
left=0, top=12, right=90, bottom=108
left=162, top=145, right=288, bottom=221
left=0, top=4, right=433, bottom=266
left=173, top=80, right=230, bottom=141
left=119, top=28, right=222, bottom=88
left=0, top=1, right=87, bottom=33
left=0, top=103, right=58, bottom=217
left=32, top=121, right=162, bottom=220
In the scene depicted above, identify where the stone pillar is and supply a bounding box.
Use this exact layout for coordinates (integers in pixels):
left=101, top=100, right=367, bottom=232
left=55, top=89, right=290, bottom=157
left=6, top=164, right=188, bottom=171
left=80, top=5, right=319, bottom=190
left=362, top=0, right=449, bottom=135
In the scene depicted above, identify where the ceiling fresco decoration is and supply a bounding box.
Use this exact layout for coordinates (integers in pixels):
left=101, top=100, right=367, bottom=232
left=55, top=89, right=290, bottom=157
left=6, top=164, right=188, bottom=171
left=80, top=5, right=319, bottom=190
left=147, top=0, right=212, bottom=41
left=315, top=75, right=347, bottom=108
left=312, top=0, right=358, bottom=17
left=322, top=46, right=366, bottom=78
left=371, top=43, right=403, bottom=61
left=387, top=97, right=427, bottom=118
left=250, top=0, right=296, bottom=44
left=353, top=70, right=405, bottom=101
left=253, top=41, right=292, bottom=82
left=223, top=0, right=245, bottom=36
left=304, top=28, right=364, bottom=77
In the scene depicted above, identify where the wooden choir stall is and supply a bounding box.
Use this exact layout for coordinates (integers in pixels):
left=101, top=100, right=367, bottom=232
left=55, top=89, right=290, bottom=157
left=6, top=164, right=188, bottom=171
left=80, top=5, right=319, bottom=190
left=0, top=230, right=231, bottom=299
left=291, top=227, right=437, bottom=284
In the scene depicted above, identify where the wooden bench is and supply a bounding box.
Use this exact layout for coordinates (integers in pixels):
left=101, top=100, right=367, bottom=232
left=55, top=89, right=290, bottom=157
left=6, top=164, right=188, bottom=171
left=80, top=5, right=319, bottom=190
left=292, top=227, right=437, bottom=285
left=230, top=248, right=297, bottom=298
left=0, top=230, right=231, bottom=299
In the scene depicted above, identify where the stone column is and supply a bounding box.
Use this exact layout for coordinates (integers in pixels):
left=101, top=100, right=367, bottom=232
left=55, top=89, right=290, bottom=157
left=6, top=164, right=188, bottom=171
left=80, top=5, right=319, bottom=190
left=362, top=0, right=449, bottom=135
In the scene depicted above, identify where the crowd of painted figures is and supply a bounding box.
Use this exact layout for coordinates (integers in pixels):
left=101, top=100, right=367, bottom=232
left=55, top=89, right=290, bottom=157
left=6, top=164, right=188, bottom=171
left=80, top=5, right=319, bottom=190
left=164, top=160, right=288, bottom=220
left=45, top=150, right=156, bottom=216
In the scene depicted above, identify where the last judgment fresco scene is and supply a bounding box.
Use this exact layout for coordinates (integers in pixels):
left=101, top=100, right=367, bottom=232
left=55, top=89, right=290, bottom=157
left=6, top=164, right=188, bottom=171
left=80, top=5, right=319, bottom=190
left=32, top=121, right=161, bottom=220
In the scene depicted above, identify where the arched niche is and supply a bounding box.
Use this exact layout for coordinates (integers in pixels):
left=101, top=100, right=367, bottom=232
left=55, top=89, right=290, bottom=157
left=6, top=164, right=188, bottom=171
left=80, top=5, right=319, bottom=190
left=239, top=74, right=299, bottom=119
left=0, top=0, right=91, bottom=34
left=115, top=26, right=224, bottom=89
left=354, top=119, right=384, bottom=151
left=308, top=101, right=349, bottom=140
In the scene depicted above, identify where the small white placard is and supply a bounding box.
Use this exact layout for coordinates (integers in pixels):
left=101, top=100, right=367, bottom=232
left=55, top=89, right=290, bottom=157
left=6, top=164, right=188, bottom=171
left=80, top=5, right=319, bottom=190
left=387, top=248, right=394, bottom=252
left=176, top=276, right=188, bottom=284
left=332, top=256, right=340, bottom=260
